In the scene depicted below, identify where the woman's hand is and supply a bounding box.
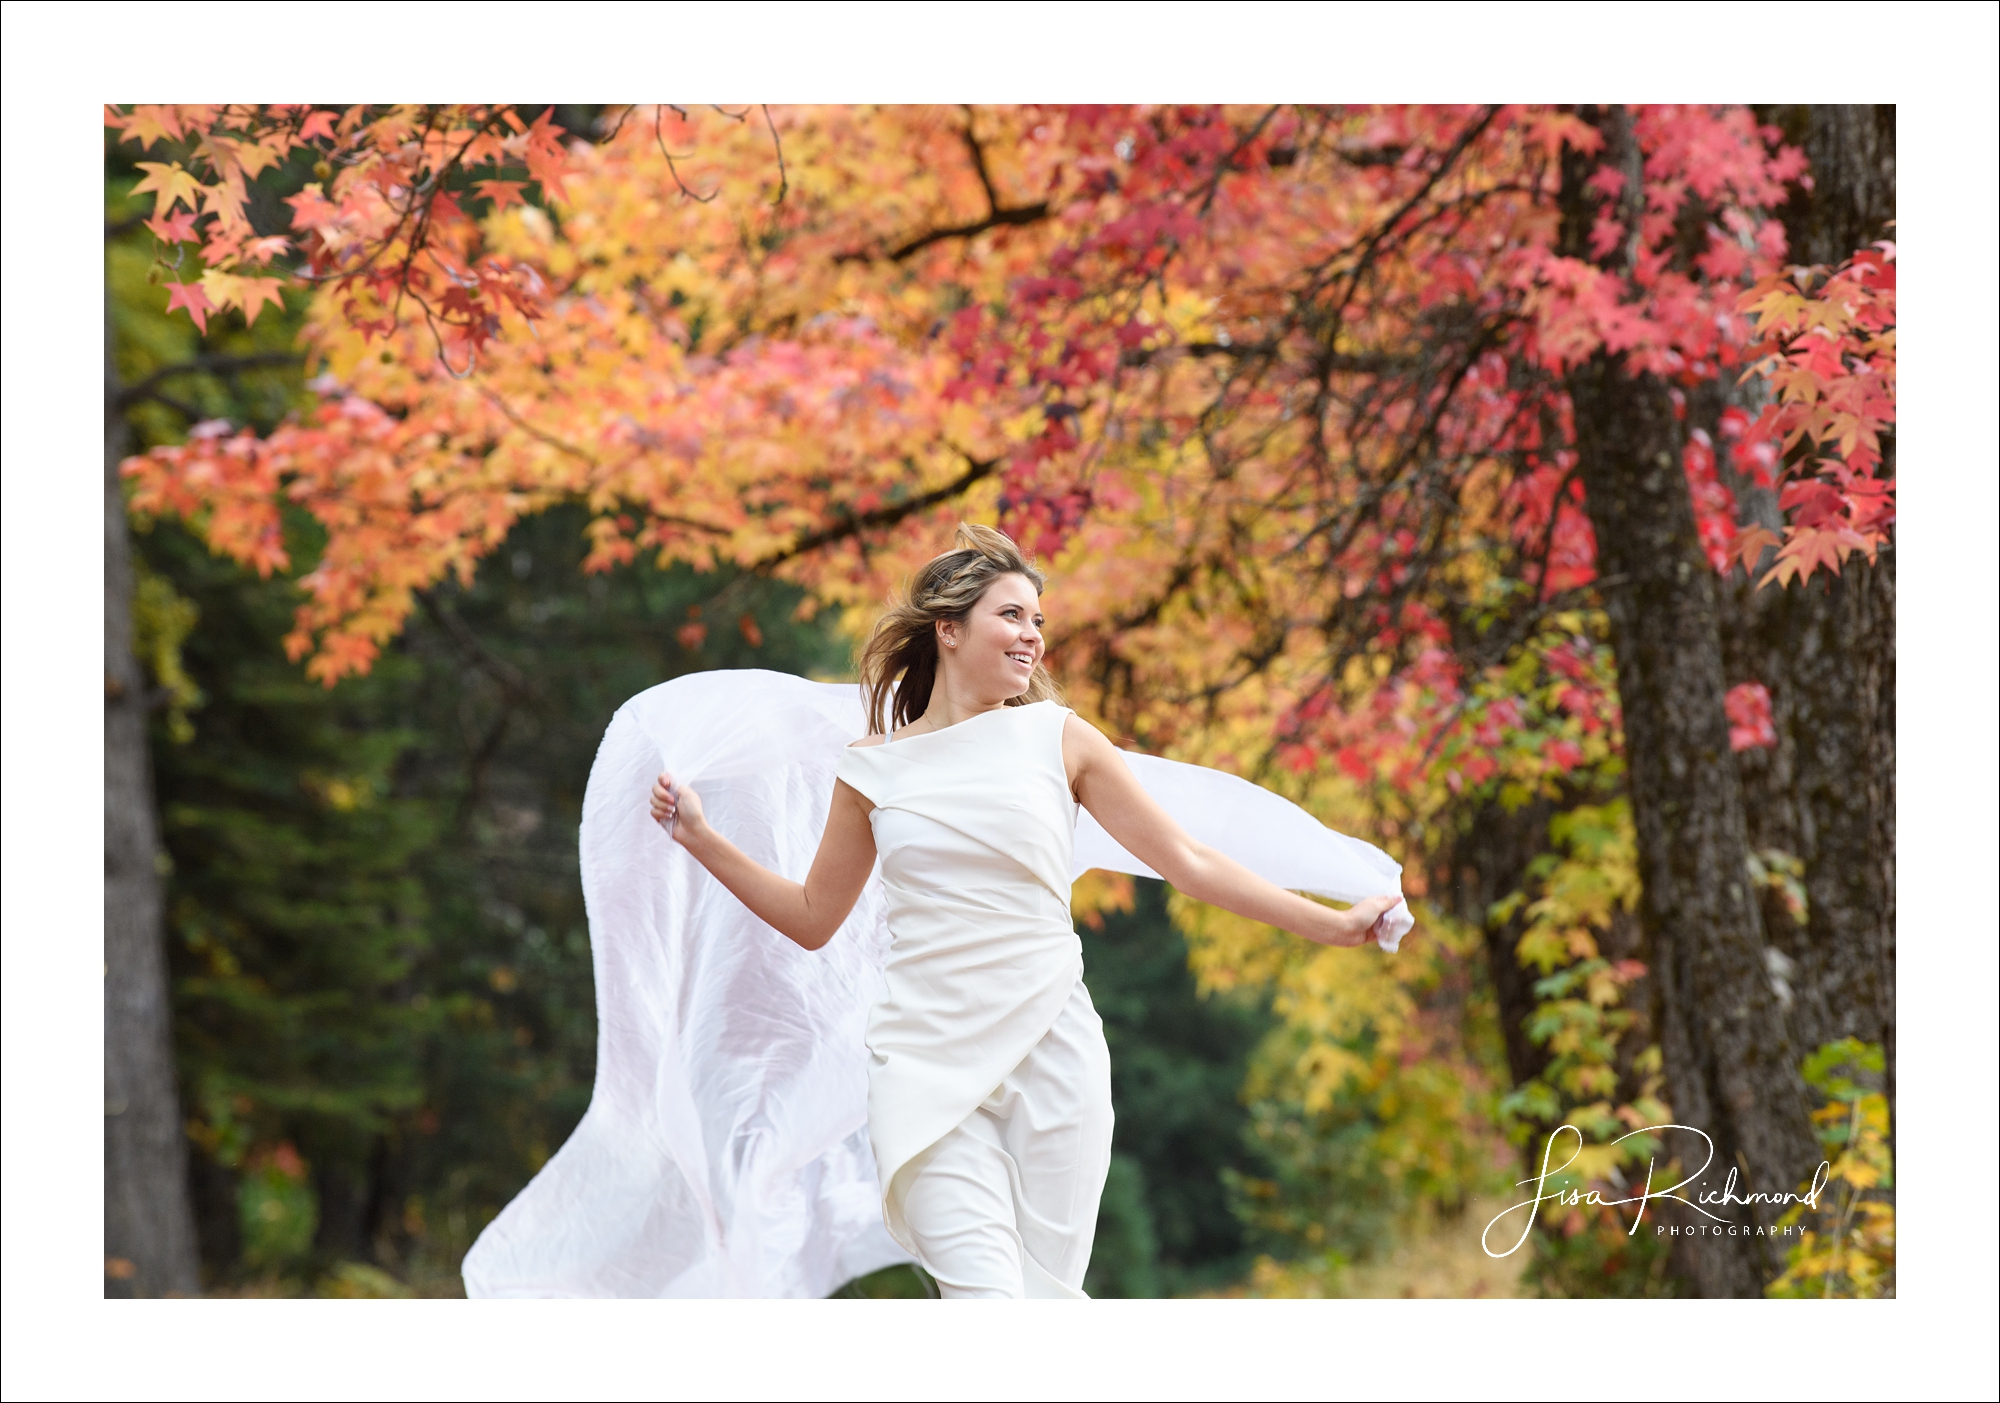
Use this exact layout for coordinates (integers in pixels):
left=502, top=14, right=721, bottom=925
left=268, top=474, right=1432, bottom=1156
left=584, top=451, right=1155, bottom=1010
left=1301, top=893, right=1404, bottom=948
left=642, top=767, right=879, bottom=952
left=649, top=770, right=708, bottom=847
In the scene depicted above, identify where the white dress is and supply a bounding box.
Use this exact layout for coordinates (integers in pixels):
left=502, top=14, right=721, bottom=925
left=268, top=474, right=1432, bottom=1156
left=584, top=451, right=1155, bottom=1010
left=836, top=700, right=1108, bottom=1297
left=461, top=669, right=1410, bottom=1298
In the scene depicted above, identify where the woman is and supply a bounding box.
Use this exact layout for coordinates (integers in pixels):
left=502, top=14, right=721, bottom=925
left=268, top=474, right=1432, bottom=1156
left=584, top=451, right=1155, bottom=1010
left=644, top=525, right=1405, bottom=1298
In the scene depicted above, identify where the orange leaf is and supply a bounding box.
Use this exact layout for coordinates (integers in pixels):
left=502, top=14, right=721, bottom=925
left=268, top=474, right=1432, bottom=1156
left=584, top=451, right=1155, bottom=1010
left=237, top=277, right=289, bottom=327
left=1729, top=524, right=1779, bottom=576
left=475, top=180, right=527, bottom=212
left=1759, top=526, right=1865, bottom=589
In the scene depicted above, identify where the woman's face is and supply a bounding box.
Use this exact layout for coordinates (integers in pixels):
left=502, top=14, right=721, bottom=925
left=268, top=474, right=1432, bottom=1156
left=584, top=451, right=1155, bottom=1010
left=939, top=572, right=1045, bottom=699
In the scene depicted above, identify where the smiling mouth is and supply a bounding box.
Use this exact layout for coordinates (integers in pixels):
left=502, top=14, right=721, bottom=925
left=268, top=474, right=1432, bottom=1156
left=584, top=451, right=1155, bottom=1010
left=1007, top=651, right=1035, bottom=667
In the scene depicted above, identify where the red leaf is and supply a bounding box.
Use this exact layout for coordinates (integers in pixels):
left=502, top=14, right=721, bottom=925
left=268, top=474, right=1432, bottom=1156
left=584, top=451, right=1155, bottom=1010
left=1724, top=681, right=1776, bottom=751
left=1542, top=737, right=1585, bottom=771
left=164, top=280, right=215, bottom=333
left=146, top=210, right=200, bottom=244
left=1585, top=165, right=1626, bottom=199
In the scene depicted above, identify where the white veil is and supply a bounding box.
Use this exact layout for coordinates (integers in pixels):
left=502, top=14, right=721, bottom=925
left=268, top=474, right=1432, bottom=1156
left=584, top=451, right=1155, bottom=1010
left=461, top=669, right=1411, bottom=1298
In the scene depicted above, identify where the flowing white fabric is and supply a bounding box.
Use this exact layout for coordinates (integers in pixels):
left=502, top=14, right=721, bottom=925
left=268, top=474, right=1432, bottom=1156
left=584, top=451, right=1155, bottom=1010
left=461, top=669, right=1411, bottom=1299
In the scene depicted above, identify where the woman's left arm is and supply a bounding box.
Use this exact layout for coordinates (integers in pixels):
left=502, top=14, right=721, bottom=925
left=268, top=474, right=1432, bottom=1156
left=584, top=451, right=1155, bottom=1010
left=1064, top=715, right=1400, bottom=948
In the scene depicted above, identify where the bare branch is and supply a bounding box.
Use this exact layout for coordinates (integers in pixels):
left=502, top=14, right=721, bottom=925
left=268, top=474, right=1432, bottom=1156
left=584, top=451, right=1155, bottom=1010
left=761, top=104, right=788, bottom=205
left=416, top=588, right=538, bottom=703
left=599, top=104, right=637, bottom=145
left=1196, top=105, right=1281, bottom=216
left=960, top=107, right=1001, bottom=210
left=656, top=106, right=717, bottom=203
left=478, top=386, right=599, bottom=464
left=122, top=388, right=207, bottom=421
left=412, top=290, right=477, bottom=378
left=1328, top=107, right=1498, bottom=291
left=881, top=203, right=1051, bottom=263
left=475, top=386, right=734, bottom=540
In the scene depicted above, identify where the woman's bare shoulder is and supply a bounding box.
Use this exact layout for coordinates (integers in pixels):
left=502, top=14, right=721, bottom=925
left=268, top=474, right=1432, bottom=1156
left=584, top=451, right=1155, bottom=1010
left=846, top=734, right=888, bottom=750
left=1061, top=710, right=1117, bottom=750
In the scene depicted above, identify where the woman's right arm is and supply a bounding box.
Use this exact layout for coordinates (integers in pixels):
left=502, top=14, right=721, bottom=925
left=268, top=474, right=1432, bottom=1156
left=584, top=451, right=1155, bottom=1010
left=649, top=769, right=878, bottom=951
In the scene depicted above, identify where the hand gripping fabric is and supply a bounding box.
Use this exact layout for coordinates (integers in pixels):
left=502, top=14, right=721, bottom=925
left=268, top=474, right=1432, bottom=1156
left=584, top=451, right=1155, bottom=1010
left=461, top=669, right=1411, bottom=1297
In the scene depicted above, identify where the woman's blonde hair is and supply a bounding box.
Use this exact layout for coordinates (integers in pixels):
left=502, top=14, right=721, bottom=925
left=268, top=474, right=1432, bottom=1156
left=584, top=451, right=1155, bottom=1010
left=858, top=523, right=1064, bottom=734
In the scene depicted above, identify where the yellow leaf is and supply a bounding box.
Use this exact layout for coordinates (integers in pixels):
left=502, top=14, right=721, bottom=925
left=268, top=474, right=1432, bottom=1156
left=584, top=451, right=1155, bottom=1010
left=132, top=161, right=204, bottom=218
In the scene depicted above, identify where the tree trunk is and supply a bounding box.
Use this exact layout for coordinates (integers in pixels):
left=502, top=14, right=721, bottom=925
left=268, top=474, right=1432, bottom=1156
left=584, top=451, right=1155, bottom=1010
left=1448, top=795, right=1560, bottom=1094
left=1722, top=105, right=1897, bottom=1122
left=105, top=314, right=202, bottom=1297
left=1719, top=558, right=1895, bottom=1098
left=1562, top=109, right=1820, bottom=1298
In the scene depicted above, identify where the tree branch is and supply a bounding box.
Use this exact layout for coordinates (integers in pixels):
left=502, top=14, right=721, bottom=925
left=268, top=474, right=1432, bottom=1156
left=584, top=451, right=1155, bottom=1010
left=115, top=353, right=306, bottom=409
left=1197, top=105, right=1281, bottom=216
left=883, top=204, right=1052, bottom=262
left=478, top=386, right=600, bottom=464
left=656, top=106, right=716, bottom=203
left=415, top=588, right=538, bottom=703
left=761, top=104, right=788, bottom=205
left=838, top=117, right=1051, bottom=263
left=598, top=103, right=637, bottom=145
left=961, top=108, right=1002, bottom=210
left=751, top=455, right=1001, bottom=571
left=121, top=388, right=207, bottom=421
left=1312, top=105, right=1502, bottom=332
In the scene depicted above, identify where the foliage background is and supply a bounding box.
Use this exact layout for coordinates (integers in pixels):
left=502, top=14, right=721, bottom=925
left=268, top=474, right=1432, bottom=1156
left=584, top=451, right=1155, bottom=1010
left=102, top=103, right=1895, bottom=1299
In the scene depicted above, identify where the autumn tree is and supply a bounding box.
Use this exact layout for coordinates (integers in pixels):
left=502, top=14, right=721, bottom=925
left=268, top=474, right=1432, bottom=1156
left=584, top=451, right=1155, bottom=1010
left=107, top=299, right=204, bottom=1298
left=104, top=105, right=595, bottom=1295
left=1554, top=106, right=1816, bottom=1297
left=1725, top=103, right=1895, bottom=1115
